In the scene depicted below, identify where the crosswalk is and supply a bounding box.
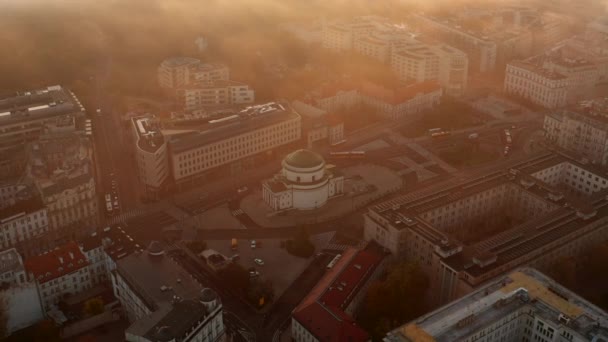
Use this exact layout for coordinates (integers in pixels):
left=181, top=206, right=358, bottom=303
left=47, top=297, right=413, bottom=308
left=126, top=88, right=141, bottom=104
left=105, top=208, right=146, bottom=225
left=232, top=209, right=245, bottom=216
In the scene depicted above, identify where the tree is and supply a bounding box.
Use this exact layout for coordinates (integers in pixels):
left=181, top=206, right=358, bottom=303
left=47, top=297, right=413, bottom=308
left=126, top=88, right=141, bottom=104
left=286, top=227, right=315, bottom=258
left=186, top=240, right=207, bottom=255
left=83, top=297, right=104, bottom=316
left=218, top=263, right=250, bottom=292
left=359, top=262, right=429, bottom=340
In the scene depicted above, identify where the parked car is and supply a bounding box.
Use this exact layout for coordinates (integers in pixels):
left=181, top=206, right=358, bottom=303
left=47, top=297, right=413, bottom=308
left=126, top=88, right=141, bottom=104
left=249, top=270, right=260, bottom=278
left=250, top=240, right=257, bottom=249
left=254, top=258, right=264, bottom=266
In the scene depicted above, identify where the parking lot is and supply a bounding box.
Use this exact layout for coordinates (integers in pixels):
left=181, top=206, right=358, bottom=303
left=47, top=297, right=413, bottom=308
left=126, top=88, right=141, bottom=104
left=205, top=238, right=314, bottom=300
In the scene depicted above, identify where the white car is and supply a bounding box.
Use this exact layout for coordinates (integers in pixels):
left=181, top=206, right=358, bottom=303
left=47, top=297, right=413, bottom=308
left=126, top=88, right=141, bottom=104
left=249, top=270, right=260, bottom=278
left=254, top=258, right=264, bottom=266
left=250, top=240, right=257, bottom=249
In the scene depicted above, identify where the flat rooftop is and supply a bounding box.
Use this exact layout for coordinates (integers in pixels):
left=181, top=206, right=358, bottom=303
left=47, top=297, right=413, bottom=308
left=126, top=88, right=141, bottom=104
left=0, top=85, right=83, bottom=125
left=116, top=250, right=203, bottom=311
left=132, top=116, right=165, bottom=154
left=169, top=101, right=300, bottom=154
left=385, top=268, right=608, bottom=342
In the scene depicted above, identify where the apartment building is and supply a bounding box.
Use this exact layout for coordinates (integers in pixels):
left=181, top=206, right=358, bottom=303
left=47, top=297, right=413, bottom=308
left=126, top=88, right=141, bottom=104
left=365, top=152, right=608, bottom=306
left=27, top=133, right=98, bottom=243
left=385, top=268, right=608, bottom=342
left=169, top=102, right=302, bottom=186
left=503, top=60, right=569, bottom=109
left=0, top=248, right=44, bottom=336
left=292, top=244, right=387, bottom=342
left=544, top=98, right=608, bottom=165
left=24, top=242, right=98, bottom=312
left=0, top=85, right=85, bottom=151
left=112, top=244, right=225, bottom=342
left=0, top=195, right=50, bottom=257
left=131, top=115, right=169, bottom=199
left=157, top=57, right=202, bottom=89
left=391, top=40, right=469, bottom=96
left=322, top=17, right=381, bottom=52
left=175, top=80, right=255, bottom=111
left=291, top=100, right=345, bottom=148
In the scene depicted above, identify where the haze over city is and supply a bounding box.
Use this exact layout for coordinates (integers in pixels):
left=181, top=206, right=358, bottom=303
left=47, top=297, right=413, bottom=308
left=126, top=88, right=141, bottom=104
left=1, top=1, right=608, bottom=341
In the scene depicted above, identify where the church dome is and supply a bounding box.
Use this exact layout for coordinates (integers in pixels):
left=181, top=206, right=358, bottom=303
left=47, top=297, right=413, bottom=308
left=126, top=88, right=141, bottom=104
left=283, top=149, right=324, bottom=169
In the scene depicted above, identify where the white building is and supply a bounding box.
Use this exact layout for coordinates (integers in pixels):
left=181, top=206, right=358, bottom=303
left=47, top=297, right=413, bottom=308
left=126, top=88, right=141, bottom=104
left=0, top=196, right=50, bottom=257
left=0, top=248, right=43, bottom=336
left=291, top=100, right=345, bottom=148
left=176, top=81, right=254, bottom=111
left=157, top=57, right=201, bottom=89
left=384, top=268, right=608, bottom=342
left=391, top=41, right=469, bottom=96
left=544, top=98, right=608, bottom=165
left=131, top=116, right=169, bottom=199
left=262, top=150, right=344, bottom=211
left=169, top=102, right=302, bottom=186
left=112, top=243, right=225, bottom=342
left=504, top=60, right=569, bottom=109
left=24, top=242, right=97, bottom=312
left=543, top=57, right=601, bottom=103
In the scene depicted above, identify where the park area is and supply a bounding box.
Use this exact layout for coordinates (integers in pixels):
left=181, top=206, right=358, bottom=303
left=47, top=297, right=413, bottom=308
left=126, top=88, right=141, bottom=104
left=400, top=99, right=490, bottom=138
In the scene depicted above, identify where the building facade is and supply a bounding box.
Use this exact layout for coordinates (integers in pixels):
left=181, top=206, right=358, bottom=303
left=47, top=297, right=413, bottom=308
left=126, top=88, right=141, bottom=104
left=385, top=268, right=608, bottom=342
left=504, top=60, right=569, bottom=108
left=544, top=98, right=608, bottom=165
left=157, top=57, right=202, bottom=89
left=176, top=81, right=255, bottom=111
left=0, top=196, right=50, bottom=257
left=131, top=115, right=170, bottom=199
left=262, top=149, right=344, bottom=211
left=365, top=152, right=608, bottom=306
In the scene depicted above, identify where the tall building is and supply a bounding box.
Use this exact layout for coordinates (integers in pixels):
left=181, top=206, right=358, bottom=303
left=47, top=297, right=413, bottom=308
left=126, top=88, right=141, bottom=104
left=503, top=60, right=569, bottom=109
left=391, top=40, right=469, bottom=96
left=111, top=243, right=225, bottom=342
left=544, top=98, right=608, bottom=165
left=292, top=244, right=387, bottom=342
left=365, top=152, right=608, bottom=306
left=27, top=133, right=98, bottom=243
left=385, top=268, right=608, bottom=342
left=0, top=85, right=85, bottom=151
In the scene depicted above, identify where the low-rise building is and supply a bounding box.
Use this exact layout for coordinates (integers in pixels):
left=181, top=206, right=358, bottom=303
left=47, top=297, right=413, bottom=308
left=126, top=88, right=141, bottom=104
left=544, top=98, right=608, bottom=165
left=0, top=248, right=44, bottom=336
left=0, top=85, right=85, bottom=151
left=291, top=244, right=388, bottom=342
left=385, top=268, right=608, bottom=342
left=111, top=242, right=225, bottom=342
left=24, top=242, right=98, bottom=312
left=291, top=100, right=344, bottom=148
left=504, top=60, right=569, bottom=108
left=262, top=149, right=344, bottom=211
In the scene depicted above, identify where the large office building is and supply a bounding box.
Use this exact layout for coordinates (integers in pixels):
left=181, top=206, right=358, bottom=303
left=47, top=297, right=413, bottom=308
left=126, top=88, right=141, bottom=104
left=290, top=100, right=345, bottom=148
left=292, top=244, right=387, bottom=342
left=112, top=243, right=225, bottom=342
left=365, top=151, right=608, bottom=306
left=130, top=102, right=302, bottom=191
left=391, top=40, right=469, bottom=96
left=544, top=98, right=608, bottom=166
left=0, top=85, right=85, bottom=151
left=385, top=268, right=608, bottom=342
left=503, top=60, right=569, bottom=109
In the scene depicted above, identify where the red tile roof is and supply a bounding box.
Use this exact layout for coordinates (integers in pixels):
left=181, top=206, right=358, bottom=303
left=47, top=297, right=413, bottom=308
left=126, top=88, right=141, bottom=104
left=25, top=242, right=89, bottom=284
left=292, top=246, right=385, bottom=342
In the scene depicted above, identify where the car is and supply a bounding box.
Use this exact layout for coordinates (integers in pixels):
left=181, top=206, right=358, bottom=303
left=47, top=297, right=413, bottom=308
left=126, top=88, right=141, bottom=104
left=249, top=270, right=260, bottom=278
left=254, top=258, right=264, bottom=266
left=250, top=240, right=257, bottom=249
left=96, top=109, right=102, bottom=114
left=237, top=186, right=248, bottom=194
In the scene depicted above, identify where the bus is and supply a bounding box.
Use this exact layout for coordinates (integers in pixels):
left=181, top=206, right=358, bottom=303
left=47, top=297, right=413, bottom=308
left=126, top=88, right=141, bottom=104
left=428, top=128, right=442, bottom=135
left=326, top=254, right=342, bottom=269
left=431, top=131, right=451, bottom=138
left=329, top=151, right=366, bottom=159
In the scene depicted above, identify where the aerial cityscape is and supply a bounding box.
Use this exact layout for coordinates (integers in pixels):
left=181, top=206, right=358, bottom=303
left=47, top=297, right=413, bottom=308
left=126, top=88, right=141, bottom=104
left=1, top=0, right=608, bottom=341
